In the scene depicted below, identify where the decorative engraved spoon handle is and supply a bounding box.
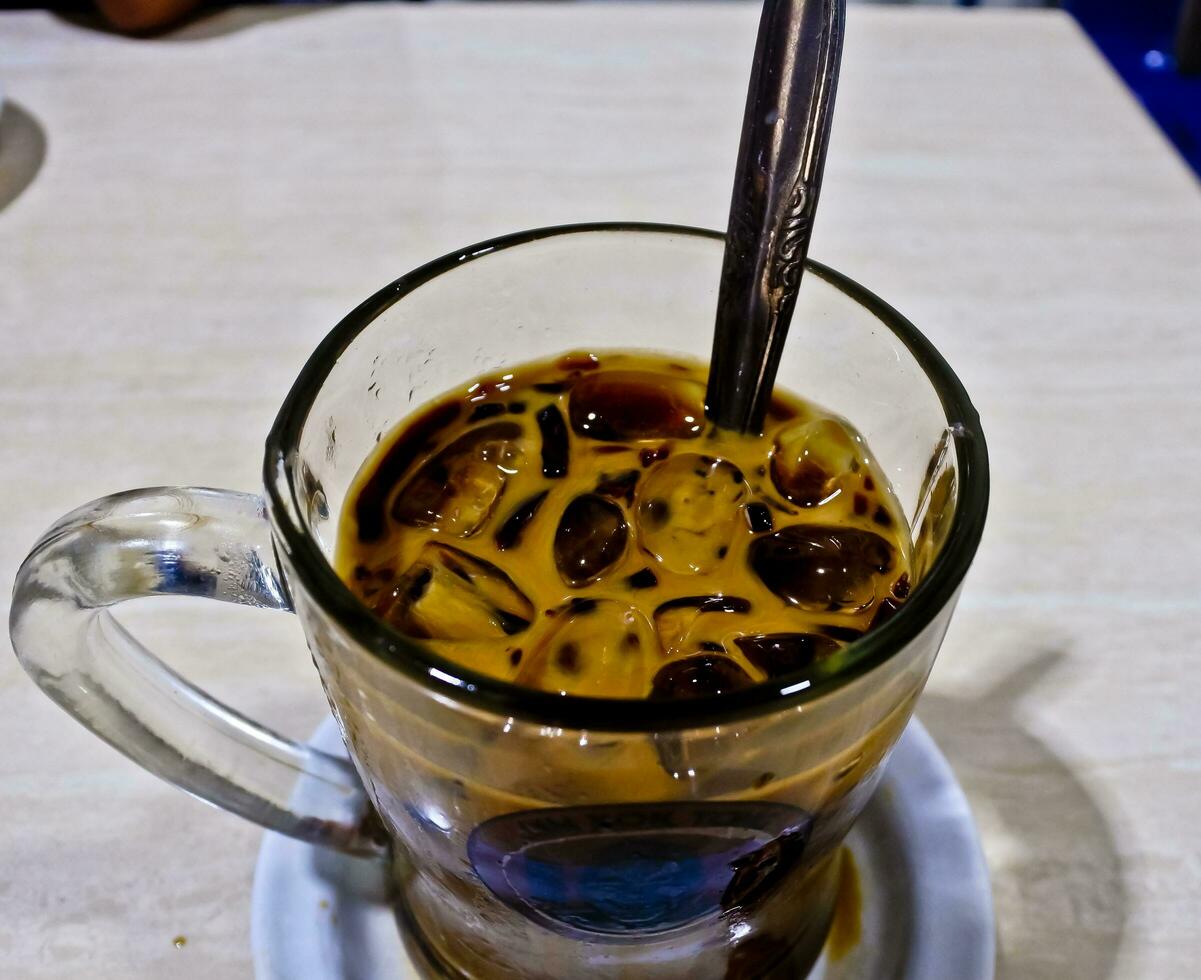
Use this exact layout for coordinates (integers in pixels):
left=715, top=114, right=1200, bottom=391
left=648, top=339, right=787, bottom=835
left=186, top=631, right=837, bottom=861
left=706, top=0, right=845, bottom=434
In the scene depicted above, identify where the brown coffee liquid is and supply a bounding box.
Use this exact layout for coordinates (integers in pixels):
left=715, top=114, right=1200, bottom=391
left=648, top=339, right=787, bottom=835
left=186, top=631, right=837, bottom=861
left=336, top=351, right=911, bottom=697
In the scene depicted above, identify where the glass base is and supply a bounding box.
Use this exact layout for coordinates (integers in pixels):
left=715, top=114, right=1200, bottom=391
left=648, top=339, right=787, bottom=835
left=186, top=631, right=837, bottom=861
left=390, top=861, right=837, bottom=980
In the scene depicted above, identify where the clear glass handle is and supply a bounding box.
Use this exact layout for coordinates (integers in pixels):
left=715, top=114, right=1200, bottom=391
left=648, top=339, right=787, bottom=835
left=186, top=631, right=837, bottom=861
left=9, top=487, right=386, bottom=858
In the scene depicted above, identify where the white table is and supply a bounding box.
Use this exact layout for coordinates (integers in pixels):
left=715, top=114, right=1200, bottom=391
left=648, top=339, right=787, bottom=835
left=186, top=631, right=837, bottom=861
left=2, top=4, right=1199, bottom=978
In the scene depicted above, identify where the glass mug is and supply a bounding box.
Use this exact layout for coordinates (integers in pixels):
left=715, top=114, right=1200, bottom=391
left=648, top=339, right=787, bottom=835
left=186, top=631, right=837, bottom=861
left=11, top=225, right=988, bottom=979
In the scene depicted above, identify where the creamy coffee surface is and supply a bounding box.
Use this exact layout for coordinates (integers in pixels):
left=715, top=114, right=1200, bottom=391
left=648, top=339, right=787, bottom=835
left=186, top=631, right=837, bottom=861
left=337, top=351, right=912, bottom=698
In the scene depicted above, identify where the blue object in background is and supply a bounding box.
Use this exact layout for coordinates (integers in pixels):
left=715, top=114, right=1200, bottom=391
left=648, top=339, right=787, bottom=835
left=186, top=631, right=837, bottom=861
left=1064, top=0, right=1201, bottom=177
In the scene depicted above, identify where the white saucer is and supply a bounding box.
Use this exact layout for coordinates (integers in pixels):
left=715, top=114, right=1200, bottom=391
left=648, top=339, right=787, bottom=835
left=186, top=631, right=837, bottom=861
left=252, top=717, right=994, bottom=980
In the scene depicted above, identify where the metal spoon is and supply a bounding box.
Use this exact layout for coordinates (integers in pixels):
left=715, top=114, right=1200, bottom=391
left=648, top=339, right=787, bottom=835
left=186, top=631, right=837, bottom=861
left=706, top=0, right=846, bottom=434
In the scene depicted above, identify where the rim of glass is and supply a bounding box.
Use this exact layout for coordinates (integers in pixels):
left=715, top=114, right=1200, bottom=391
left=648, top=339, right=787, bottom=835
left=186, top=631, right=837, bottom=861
left=265, top=222, right=989, bottom=732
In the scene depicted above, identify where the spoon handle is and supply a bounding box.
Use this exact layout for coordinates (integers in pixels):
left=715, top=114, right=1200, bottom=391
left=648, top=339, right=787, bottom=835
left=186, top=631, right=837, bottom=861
left=706, top=0, right=845, bottom=434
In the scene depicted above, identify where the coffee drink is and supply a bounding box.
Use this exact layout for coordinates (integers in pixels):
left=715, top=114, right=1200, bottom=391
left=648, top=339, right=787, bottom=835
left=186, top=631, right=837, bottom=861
left=332, top=350, right=914, bottom=978
left=339, top=351, right=910, bottom=699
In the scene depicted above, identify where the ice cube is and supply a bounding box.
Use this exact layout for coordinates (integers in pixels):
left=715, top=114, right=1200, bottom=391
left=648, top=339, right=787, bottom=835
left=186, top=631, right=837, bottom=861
left=649, top=654, right=754, bottom=699
left=391, top=421, right=524, bottom=537
left=636, top=454, right=749, bottom=574
left=652, top=595, right=752, bottom=659
left=373, top=542, right=534, bottom=641
left=554, top=493, right=629, bottom=586
left=568, top=371, right=705, bottom=441
left=733, top=633, right=840, bottom=678
left=516, top=599, right=656, bottom=697
left=749, top=525, right=896, bottom=612
left=770, top=418, right=863, bottom=507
